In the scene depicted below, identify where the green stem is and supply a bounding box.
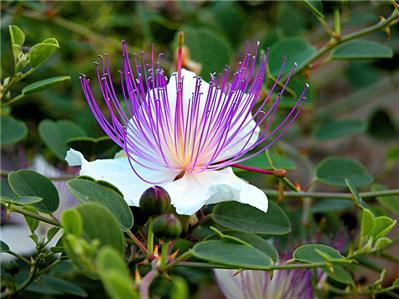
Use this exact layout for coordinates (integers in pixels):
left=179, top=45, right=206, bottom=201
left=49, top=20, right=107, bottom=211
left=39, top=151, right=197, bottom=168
left=5, top=251, right=32, bottom=265
left=127, top=231, right=148, bottom=254
left=334, top=9, right=341, bottom=37
left=262, top=188, right=399, bottom=199
left=283, top=9, right=398, bottom=80
left=8, top=205, right=61, bottom=227
left=147, top=218, right=154, bottom=258
left=175, top=261, right=342, bottom=271
left=160, top=242, right=168, bottom=270
left=6, top=93, right=25, bottom=105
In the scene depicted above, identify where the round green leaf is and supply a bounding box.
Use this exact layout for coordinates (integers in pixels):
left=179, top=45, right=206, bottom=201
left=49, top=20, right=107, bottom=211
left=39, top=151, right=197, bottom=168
left=293, top=244, right=343, bottom=263
left=76, top=203, right=125, bottom=254
left=0, top=115, right=28, bottom=145
left=332, top=40, right=393, bottom=60
left=8, top=169, right=59, bottom=213
left=222, top=231, right=278, bottom=262
left=179, top=26, right=233, bottom=79
left=67, top=179, right=133, bottom=231
left=212, top=201, right=291, bottom=235
left=38, top=119, right=87, bottom=160
left=269, top=38, right=315, bottom=76
left=29, top=41, right=59, bottom=68
left=67, top=136, right=116, bottom=158
left=313, top=119, right=366, bottom=141
left=315, top=157, right=373, bottom=187
left=22, top=76, right=71, bottom=96
left=191, top=239, right=272, bottom=269
left=96, top=247, right=139, bottom=299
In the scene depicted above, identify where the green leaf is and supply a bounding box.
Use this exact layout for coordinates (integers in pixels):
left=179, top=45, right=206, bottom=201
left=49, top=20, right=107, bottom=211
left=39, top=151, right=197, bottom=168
left=293, top=244, right=344, bottom=264
left=370, top=216, right=396, bottom=239
left=22, top=76, right=71, bottom=96
left=269, top=38, right=315, bottom=76
left=313, top=119, right=366, bottom=141
left=23, top=207, right=40, bottom=232
left=28, top=275, right=88, bottom=297
left=67, top=136, right=116, bottom=158
left=171, top=276, right=189, bottom=299
left=67, top=179, right=133, bottom=231
left=315, top=157, right=373, bottom=187
left=372, top=184, right=399, bottom=215
left=0, top=115, right=28, bottom=145
left=191, top=239, right=272, bottom=269
left=38, top=119, right=87, bottom=160
left=178, top=26, right=233, bottom=79
left=345, top=179, right=367, bottom=209
left=29, top=40, right=59, bottom=68
left=9, top=25, right=25, bottom=46
left=239, top=151, right=296, bottom=171
left=326, top=265, right=353, bottom=284
left=360, top=209, right=375, bottom=239
left=0, top=195, right=42, bottom=206
left=374, top=237, right=392, bottom=251
left=8, top=169, right=59, bottom=213
left=61, top=209, right=83, bottom=236
left=221, top=231, right=278, bottom=262
left=96, top=246, right=139, bottom=299
left=0, top=241, right=10, bottom=252
left=332, top=40, right=393, bottom=60
left=73, top=203, right=125, bottom=254
left=311, top=199, right=354, bottom=213
left=303, top=0, right=324, bottom=18
left=212, top=201, right=291, bottom=235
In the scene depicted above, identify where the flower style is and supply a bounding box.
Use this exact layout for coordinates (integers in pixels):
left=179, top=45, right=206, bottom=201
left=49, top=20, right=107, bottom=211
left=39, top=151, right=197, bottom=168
left=66, top=38, right=308, bottom=215
left=214, top=267, right=314, bottom=299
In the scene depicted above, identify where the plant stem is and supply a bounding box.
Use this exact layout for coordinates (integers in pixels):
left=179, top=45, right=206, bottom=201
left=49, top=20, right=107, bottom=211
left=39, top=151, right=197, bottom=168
left=262, top=188, right=399, bottom=200
left=147, top=218, right=154, bottom=258
left=284, top=9, right=398, bottom=80
left=160, top=242, right=168, bottom=270
left=8, top=205, right=61, bottom=227
left=4, top=251, right=32, bottom=265
left=127, top=231, right=148, bottom=255
left=175, top=261, right=343, bottom=271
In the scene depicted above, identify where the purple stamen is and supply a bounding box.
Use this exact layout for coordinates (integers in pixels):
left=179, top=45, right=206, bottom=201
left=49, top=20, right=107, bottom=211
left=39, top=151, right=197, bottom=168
left=80, top=41, right=308, bottom=183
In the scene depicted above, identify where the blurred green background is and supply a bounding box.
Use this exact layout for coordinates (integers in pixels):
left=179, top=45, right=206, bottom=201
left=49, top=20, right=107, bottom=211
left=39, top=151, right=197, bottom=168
left=1, top=1, right=399, bottom=298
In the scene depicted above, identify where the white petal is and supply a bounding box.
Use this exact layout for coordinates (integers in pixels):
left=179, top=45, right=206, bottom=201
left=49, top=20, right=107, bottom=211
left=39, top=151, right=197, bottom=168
left=167, top=69, right=210, bottom=117
left=214, top=269, right=246, bottom=299
left=65, top=149, right=176, bottom=206
left=164, top=167, right=267, bottom=215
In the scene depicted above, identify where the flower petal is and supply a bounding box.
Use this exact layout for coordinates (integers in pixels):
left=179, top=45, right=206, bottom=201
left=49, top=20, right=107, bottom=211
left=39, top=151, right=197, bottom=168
left=65, top=149, right=176, bottom=206
left=164, top=167, right=267, bottom=215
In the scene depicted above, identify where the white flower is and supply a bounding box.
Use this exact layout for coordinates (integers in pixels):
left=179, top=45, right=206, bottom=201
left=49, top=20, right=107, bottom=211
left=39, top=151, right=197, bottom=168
left=73, top=42, right=307, bottom=215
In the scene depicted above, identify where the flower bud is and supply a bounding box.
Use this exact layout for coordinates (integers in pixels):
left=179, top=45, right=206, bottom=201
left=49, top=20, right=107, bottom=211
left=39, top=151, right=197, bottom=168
left=139, top=186, right=171, bottom=217
left=152, top=214, right=182, bottom=240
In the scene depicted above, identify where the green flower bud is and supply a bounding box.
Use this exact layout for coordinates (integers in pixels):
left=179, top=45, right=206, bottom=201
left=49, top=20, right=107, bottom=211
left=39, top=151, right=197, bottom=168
left=139, top=186, right=171, bottom=216
left=153, top=214, right=182, bottom=240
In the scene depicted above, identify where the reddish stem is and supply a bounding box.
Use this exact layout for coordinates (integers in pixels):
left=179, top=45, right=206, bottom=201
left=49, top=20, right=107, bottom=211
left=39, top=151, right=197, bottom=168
left=231, top=164, right=287, bottom=177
